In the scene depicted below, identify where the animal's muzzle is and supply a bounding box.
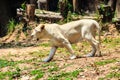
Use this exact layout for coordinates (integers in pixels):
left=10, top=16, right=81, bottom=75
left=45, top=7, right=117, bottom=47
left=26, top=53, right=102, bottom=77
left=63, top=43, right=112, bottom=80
left=31, top=35, right=34, bottom=38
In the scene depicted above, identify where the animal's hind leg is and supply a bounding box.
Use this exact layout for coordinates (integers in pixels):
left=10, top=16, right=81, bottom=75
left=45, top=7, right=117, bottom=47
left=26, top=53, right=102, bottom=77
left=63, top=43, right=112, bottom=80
left=85, top=39, right=97, bottom=57
left=91, top=37, right=101, bottom=57
left=84, top=34, right=99, bottom=57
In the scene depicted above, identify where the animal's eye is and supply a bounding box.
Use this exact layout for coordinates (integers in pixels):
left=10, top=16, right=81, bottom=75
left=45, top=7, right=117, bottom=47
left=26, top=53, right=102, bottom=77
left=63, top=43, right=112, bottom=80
left=35, top=29, right=41, bottom=33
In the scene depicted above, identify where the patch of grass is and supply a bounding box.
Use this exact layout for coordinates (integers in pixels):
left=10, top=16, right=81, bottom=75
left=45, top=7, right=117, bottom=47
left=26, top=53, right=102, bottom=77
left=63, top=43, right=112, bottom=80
left=57, top=47, right=70, bottom=55
left=0, top=71, right=12, bottom=80
left=29, top=50, right=49, bottom=58
left=105, top=72, right=120, bottom=79
left=99, top=71, right=120, bottom=80
left=0, top=59, right=35, bottom=68
left=37, top=42, right=50, bottom=47
left=103, top=38, right=120, bottom=48
left=61, top=63, right=73, bottom=69
left=98, top=78, right=104, bottom=80
left=48, top=69, right=83, bottom=80
left=41, top=62, right=56, bottom=67
left=0, top=67, right=21, bottom=80
left=0, top=59, right=17, bottom=68
left=11, top=67, right=21, bottom=79
left=30, top=69, right=44, bottom=80
left=72, top=44, right=78, bottom=50
left=82, top=41, right=89, bottom=46
left=48, top=66, right=59, bottom=72
left=94, top=59, right=117, bottom=66
left=111, top=66, right=119, bottom=70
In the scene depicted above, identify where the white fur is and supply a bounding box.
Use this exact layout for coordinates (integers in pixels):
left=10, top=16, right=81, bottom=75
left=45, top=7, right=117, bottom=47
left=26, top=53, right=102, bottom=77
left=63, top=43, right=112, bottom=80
left=31, top=19, right=101, bottom=62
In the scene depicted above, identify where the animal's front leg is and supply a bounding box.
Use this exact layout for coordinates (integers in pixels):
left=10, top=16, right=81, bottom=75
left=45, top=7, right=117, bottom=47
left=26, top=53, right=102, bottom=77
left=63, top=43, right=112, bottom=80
left=43, top=46, right=57, bottom=62
left=63, top=41, right=77, bottom=60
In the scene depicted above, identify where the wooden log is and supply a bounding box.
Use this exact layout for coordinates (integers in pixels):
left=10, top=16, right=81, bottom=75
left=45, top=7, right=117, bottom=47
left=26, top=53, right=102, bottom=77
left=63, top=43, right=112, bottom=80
left=26, top=4, right=35, bottom=21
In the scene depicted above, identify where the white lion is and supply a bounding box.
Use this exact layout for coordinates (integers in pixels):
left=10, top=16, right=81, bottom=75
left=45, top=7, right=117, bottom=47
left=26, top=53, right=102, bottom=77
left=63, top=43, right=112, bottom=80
left=31, top=19, right=101, bottom=62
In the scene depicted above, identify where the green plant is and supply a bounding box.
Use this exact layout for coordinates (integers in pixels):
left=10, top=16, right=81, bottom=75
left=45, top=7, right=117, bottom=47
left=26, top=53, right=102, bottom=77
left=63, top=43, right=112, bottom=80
left=30, top=69, right=44, bottom=80
left=38, top=42, right=50, bottom=47
left=48, top=69, right=83, bottom=80
left=21, top=2, right=26, bottom=10
left=99, top=71, right=120, bottom=80
left=12, top=67, right=21, bottom=78
left=100, top=4, right=105, bottom=12
left=29, top=50, right=48, bottom=58
left=98, top=78, right=104, bottom=80
left=103, top=38, right=120, bottom=48
left=0, top=59, right=16, bottom=68
left=67, top=11, right=73, bottom=22
left=0, top=59, right=34, bottom=68
left=48, top=66, right=59, bottom=72
left=0, top=67, right=21, bottom=80
left=7, top=19, right=16, bottom=33
left=41, top=62, right=56, bottom=67
left=0, top=71, right=12, bottom=80
left=105, top=72, right=120, bottom=79
left=94, top=59, right=117, bottom=66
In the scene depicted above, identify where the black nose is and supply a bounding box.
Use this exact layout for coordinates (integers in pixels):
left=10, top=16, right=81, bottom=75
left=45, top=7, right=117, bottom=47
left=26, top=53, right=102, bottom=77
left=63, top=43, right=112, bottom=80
left=37, top=38, right=39, bottom=41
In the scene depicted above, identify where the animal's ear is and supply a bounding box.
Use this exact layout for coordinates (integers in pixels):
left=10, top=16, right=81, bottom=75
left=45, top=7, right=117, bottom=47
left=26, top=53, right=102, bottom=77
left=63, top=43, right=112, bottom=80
left=41, top=24, right=45, bottom=30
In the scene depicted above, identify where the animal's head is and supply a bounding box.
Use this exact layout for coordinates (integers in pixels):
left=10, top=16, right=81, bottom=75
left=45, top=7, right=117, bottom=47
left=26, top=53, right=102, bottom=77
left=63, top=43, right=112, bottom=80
left=31, top=24, right=45, bottom=40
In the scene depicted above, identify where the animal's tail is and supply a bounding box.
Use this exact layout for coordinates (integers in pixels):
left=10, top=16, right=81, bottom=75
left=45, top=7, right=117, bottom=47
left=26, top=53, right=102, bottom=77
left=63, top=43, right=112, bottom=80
left=94, top=20, right=101, bottom=43
left=95, top=21, right=102, bottom=56
left=96, top=23, right=101, bottom=44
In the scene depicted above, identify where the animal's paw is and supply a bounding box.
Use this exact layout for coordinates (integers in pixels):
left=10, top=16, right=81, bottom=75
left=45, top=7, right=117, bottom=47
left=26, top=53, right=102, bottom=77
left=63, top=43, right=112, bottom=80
left=70, top=55, right=77, bottom=60
left=84, top=53, right=95, bottom=57
left=96, top=51, right=102, bottom=57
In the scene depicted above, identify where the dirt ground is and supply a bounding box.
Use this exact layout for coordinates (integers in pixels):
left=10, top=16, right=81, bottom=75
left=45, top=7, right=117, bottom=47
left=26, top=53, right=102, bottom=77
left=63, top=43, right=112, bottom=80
left=0, top=38, right=120, bottom=80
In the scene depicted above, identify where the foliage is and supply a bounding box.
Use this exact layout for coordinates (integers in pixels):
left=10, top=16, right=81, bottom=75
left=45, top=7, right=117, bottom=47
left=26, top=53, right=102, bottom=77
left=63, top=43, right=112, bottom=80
left=7, top=19, right=17, bottom=33
left=30, top=69, right=44, bottom=80
left=0, top=59, right=17, bottom=68
left=11, top=67, right=21, bottom=78
left=21, top=2, right=26, bottom=10
left=105, top=72, right=120, bottom=79
left=67, top=11, right=73, bottom=22
left=103, top=38, right=120, bottom=48
left=48, top=66, right=59, bottom=72
left=48, top=69, right=82, bottom=80
left=99, top=71, right=120, bottom=80
left=94, top=59, right=117, bottom=66
left=0, top=67, right=21, bottom=80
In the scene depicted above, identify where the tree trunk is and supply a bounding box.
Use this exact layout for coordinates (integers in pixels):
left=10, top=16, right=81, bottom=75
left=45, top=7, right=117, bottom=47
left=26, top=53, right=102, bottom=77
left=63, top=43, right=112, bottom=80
left=116, top=0, right=120, bottom=18
left=37, top=0, right=48, bottom=10
left=59, top=0, right=68, bottom=19
left=86, top=0, right=96, bottom=13
left=73, top=0, right=79, bottom=13
left=26, top=4, right=35, bottom=21
left=108, top=0, right=117, bottom=12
